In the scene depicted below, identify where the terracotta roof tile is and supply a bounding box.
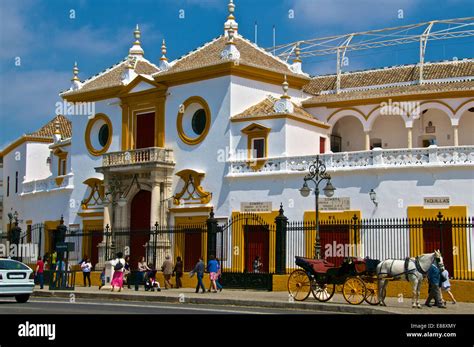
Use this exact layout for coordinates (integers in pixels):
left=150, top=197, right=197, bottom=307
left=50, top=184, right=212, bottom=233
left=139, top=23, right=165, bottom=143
left=303, top=80, right=474, bottom=105
left=303, top=59, right=474, bottom=95
left=232, top=95, right=328, bottom=127
left=28, top=114, right=72, bottom=139
left=62, top=58, right=160, bottom=95
left=156, top=35, right=306, bottom=78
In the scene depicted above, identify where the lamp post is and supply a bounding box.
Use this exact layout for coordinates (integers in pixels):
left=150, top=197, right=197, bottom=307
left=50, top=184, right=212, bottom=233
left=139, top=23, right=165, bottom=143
left=300, top=156, right=335, bottom=259
left=104, top=176, right=124, bottom=255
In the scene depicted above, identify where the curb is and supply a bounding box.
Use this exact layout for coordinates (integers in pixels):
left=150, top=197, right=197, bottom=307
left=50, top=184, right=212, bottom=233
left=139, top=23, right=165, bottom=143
left=32, top=290, right=393, bottom=314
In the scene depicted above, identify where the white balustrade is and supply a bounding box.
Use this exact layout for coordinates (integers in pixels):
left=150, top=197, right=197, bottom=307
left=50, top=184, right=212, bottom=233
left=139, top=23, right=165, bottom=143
left=21, top=174, right=74, bottom=195
left=228, top=146, right=474, bottom=176
left=102, top=147, right=174, bottom=167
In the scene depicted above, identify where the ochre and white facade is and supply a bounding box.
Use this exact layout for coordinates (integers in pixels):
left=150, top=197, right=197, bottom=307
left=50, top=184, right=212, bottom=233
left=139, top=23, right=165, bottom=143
left=1, top=1, right=473, bottom=270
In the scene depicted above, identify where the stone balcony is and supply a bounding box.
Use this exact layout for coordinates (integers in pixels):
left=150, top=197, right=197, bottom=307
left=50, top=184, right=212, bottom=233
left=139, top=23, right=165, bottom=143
left=227, top=145, right=474, bottom=177
left=99, top=147, right=175, bottom=172
left=21, top=173, right=74, bottom=195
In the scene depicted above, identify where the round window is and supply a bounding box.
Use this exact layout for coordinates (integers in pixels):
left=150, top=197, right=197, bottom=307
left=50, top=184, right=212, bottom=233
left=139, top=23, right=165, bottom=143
left=192, top=109, right=207, bottom=135
left=98, top=124, right=109, bottom=147
left=85, top=114, right=113, bottom=156
left=177, top=96, right=211, bottom=145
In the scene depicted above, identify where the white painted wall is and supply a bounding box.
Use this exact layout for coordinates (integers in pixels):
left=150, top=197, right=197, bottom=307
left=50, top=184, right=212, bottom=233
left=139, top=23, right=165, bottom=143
left=285, top=119, right=328, bottom=156
left=458, top=111, right=474, bottom=146
left=25, top=142, right=52, bottom=181
left=68, top=98, right=122, bottom=226
left=412, top=109, right=454, bottom=147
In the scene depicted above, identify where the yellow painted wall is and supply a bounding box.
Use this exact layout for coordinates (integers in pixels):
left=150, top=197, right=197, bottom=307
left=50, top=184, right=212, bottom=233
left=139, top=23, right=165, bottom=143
left=230, top=211, right=279, bottom=273
left=407, top=206, right=469, bottom=279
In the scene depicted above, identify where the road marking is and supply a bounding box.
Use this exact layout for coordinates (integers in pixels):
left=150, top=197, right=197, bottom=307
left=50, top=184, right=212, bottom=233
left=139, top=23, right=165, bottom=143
left=28, top=299, right=275, bottom=314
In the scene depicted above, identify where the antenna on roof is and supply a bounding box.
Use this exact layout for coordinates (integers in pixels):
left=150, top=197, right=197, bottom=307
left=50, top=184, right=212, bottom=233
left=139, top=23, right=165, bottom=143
left=273, top=25, right=276, bottom=55
left=255, top=21, right=258, bottom=44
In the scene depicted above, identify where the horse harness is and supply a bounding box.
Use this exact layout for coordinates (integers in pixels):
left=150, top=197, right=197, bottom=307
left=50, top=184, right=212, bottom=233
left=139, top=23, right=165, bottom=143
left=380, top=258, right=419, bottom=280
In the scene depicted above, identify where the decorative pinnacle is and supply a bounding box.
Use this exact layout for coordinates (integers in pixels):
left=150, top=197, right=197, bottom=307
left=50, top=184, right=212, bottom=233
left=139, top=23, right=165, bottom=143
left=134, top=24, right=141, bottom=43
left=294, top=42, right=302, bottom=63
left=54, top=120, right=61, bottom=134
left=281, top=75, right=290, bottom=99
left=71, top=62, right=79, bottom=81
left=161, top=39, right=168, bottom=61
left=228, top=0, right=235, bottom=19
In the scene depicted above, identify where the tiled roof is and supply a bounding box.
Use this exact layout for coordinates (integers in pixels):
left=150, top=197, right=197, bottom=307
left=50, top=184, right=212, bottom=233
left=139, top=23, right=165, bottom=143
left=303, top=80, right=474, bottom=105
left=303, top=59, right=474, bottom=95
left=61, top=57, right=160, bottom=95
left=232, top=95, right=328, bottom=128
left=155, top=35, right=307, bottom=78
left=28, top=114, right=72, bottom=139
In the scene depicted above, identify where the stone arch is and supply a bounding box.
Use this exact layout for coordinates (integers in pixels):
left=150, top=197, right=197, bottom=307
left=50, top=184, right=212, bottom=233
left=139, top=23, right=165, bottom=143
left=330, top=114, right=366, bottom=152
left=366, top=104, right=409, bottom=131
left=327, top=108, right=368, bottom=131
left=455, top=99, right=474, bottom=146
left=454, top=99, right=474, bottom=122
left=412, top=102, right=454, bottom=147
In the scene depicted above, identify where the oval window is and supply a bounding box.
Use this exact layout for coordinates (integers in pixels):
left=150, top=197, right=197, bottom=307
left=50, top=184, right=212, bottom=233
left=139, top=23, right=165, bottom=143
left=192, top=109, right=207, bottom=135
left=98, top=124, right=109, bottom=147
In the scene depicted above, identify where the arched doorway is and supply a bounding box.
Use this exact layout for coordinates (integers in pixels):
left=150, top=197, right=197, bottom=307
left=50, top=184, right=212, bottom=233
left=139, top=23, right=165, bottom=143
left=370, top=114, right=406, bottom=149
left=331, top=116, right=365, bottom=152
left=412, top=109, right=453, bottom=147
left=130, top=190, right=151, bottom=268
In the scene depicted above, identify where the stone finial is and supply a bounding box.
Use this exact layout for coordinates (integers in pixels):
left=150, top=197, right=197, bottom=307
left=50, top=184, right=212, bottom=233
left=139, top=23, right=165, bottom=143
left=129, top=24, right=144, bottom=57
left=273, top=76, right=294, bottom=113
left=224, top=0, right=238, bottom=36
left=71, top=62, right=82, bottom=90
left=221, top=24, right=240, bottom=60
left=159, top=39, right=171, bottom=71
left=290, top=42, right=303, bottom=74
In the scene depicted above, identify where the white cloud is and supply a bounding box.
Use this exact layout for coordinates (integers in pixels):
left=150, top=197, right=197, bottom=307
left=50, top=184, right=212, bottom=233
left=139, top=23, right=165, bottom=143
left=290, top=0, right=419, bottom=31
left=0, top=69, right=70, bottom=148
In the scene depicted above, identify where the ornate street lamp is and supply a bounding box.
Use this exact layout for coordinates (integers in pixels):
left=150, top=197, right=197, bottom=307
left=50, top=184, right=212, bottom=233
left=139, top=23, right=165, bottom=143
left=300, top=156, right=336, bottom=259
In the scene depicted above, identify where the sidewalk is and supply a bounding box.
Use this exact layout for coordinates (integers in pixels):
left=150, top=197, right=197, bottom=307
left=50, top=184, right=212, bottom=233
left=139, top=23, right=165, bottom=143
left=32, top=286, right=474, bottom=314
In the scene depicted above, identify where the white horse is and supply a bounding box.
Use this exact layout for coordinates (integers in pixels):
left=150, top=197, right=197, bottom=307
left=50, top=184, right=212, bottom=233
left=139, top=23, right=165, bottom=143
left=376, top=250, right=443, bottom=308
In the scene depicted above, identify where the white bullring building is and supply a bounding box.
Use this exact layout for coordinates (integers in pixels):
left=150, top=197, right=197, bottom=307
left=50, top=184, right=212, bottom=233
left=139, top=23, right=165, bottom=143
left=1, top=2, right=473, bottom=277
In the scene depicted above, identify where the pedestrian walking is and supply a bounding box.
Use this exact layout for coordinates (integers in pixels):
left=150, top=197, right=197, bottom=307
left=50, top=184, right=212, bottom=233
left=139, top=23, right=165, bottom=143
left=161, top=255, right=174, bottom=289
left=80, top=257, right=92, bottom=287
left=189, top=257, right=205, bottom=293
left=124, top=256, right=131, bottom=289
left=99, top=268, right=105, bottom=290
left=253, top=256, right=263, bottom=273
left=440, top=265, right=457, bottom=304
left=173, top=256, right=183, bottom=289
left=111, top=252, right=125, bottom=292
left=137, top=256, right=150, bottom=286
left=216, top=257, right=223, bottom=292
left=207, top=255, right=219, bottom=293
left=424, top=263, right=446, bottom=308
left=35, top=256, right=45, bottom=289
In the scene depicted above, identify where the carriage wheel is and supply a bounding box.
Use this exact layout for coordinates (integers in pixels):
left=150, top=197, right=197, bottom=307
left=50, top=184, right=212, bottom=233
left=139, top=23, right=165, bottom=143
left=343, top=277, right=366, bottom=305
left=311, top=282, right=336, bottom=302
left=364, top=280, right=380, bottom=306
left=287, top=270, right=311, bottom=301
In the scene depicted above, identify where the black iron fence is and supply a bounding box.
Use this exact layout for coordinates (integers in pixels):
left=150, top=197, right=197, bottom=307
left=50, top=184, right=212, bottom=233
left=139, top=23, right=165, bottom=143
left=3, top=209, right=471, bottom=287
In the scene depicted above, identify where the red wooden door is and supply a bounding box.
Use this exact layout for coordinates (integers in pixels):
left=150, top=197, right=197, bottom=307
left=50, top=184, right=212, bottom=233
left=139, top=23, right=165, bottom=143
left=320, top=137, right=326, bottom=154
left=244, top=225, right=269, bottom=273
left=136, top=112, right=155, bottom=149
left=423, top=221, right=453, bottom=275
left=319, top=224, right=350, bottom=266
left=130, top=190, right=151, bottom=268
left=184, top=231, right=202, bottom=272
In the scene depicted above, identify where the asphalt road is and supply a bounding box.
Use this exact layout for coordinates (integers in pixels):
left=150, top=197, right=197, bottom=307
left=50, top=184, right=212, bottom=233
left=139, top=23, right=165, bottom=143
left=0, top=297, right=342, bottom=314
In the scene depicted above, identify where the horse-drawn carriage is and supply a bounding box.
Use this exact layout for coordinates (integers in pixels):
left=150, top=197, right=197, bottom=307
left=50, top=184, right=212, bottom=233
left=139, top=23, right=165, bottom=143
left=288, top=256, right=382, bottom=305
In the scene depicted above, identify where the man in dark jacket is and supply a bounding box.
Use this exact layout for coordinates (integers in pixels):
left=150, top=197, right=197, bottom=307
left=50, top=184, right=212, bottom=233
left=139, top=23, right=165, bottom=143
left=425, top=264, right=445, bottom=308
left=190, top=257, right=205, bottom=293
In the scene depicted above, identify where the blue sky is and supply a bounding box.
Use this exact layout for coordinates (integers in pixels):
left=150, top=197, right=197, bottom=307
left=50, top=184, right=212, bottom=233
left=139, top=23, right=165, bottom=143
left=1, top=0, right=473, bottom=148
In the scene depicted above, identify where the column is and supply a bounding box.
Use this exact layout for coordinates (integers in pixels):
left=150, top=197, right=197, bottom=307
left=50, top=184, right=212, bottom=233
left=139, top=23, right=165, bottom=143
left=453, top=126, right=459, bottom=147
left=150, top=180, right=161, bottom=228
left=407, top=127, right=413, bottom=149
left=364, top=131, right=370, bottom=151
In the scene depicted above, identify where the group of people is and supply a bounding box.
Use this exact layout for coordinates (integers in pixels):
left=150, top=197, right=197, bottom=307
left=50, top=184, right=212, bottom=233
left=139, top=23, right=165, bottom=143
left=106, top=253, right=224, bottom=294
left=34, top=252, right=74, bottom=289
left=108, top=253, right=187, bottom=292
left=425, top=263, right=457, bottom=308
